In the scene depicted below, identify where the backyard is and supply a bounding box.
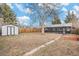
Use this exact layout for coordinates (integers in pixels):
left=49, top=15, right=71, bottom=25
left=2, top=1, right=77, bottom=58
left=0, top=3, right=79, bottom=56
left=0, top=33, right=79, bottom=56
left=0, top=33, right=61, bottom=56
left=32, top=37, right=79, bottom=56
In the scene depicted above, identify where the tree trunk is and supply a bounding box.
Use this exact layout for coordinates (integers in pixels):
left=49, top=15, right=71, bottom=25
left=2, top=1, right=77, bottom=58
left=41, top=25, right=44, bottom=34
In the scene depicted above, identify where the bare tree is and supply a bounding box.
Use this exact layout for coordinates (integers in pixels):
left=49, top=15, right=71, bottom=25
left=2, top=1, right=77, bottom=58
left=28, top=3, right=61, bottom=34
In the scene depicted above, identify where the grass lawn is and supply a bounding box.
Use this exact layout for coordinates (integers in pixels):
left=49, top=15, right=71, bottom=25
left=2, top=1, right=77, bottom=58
left=32, top=37, right=79, bottom=56
left=0, top=33, right=60, bottom=56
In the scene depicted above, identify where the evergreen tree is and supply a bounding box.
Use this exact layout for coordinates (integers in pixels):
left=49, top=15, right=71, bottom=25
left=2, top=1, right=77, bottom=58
left=64, top=11, right=78, bottom=23
left=64, top=11, right=71, bottom=23
left=52, top=13, right=61, bottom=24
left=0, top=3, right=17, bottom=25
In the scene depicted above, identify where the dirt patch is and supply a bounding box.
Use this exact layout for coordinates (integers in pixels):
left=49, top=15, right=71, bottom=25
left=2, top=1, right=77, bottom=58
left=32, top=38, right=79, bottom=56
left=24, top=36, right=61, bottom=56
left=63, top=34, right=79, bottom=41
left=0, top=33, right=61, bottom=56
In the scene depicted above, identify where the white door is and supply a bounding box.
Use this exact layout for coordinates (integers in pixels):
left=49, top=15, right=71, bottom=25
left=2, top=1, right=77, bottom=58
left=11, top=27, right=14, bottom=35
left=7, top=26, right=11, bottom=35
left=15, top=26, right=18, bottom=35
left=2, top=26, right=7, bottom=35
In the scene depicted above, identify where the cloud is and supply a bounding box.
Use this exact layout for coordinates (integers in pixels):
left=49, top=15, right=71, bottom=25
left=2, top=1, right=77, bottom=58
left=25, top=4, right=29, bottom=6
left=24, top=8, right=32, bottom=14
left=15, top=4, right=24, bottom=12
left=17, top=16, right=30, bottom=26
left=38, top=3, right=43, bottom=7
left=74, top=5, right=79, bottom=11
left=76, top=14, right=79, bottom=18
left=62, top=7, right=68, bottom=15
left=70, top=10, right=79, bottom=18
left=61, top=7, right=79, bottom=18
left=61, top=3, right=70, bottom=6
left=17, top=16, right=30, bottom=20
left=15, top=4, right=33, bottom=14
left=7, top=3, right=14, bottom=9
left=70, top=10, right=76, bottom=14
left=62, top=7, right=67, bottom=12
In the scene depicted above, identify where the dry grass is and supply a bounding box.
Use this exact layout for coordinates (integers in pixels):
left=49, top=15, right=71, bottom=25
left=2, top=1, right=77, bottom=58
left=32, top=37, right=79, bottom=56
left=0, top=33, right=60, bottom=56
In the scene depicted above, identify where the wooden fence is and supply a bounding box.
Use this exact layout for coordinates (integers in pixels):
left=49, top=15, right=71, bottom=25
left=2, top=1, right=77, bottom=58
left=19, top=28, right=41, bottom=33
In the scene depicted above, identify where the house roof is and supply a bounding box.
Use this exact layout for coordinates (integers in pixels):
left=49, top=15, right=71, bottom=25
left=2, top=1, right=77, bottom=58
left=45, top=23, right=73, bottom=27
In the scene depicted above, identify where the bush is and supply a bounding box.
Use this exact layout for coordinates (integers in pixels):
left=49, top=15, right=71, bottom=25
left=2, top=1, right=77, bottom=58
left=72, top=29, right=79, bottom=35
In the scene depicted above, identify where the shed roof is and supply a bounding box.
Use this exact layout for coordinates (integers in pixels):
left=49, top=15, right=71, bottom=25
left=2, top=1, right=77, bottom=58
left=2, top=25, right=18, bottom=27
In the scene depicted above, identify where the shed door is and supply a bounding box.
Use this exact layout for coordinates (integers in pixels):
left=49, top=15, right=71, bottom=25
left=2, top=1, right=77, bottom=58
left=11, top=27, right=15, bottom=35
left=7, top=26, right=11, bottom=35
left=7, top=26, right=15, bottom=35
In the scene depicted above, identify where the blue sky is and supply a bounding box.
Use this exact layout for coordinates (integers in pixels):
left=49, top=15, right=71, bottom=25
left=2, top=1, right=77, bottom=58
left=7, top=3, right=79, bottom=27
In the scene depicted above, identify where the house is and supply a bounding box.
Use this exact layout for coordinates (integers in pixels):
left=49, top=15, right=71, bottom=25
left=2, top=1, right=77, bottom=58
left=0, top=14, right=18, bottom=36
left=44, top=23, right=75, bottom=34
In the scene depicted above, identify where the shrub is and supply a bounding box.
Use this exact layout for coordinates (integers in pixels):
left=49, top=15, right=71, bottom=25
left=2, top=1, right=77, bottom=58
left=72, top=28, right=79, bottom=35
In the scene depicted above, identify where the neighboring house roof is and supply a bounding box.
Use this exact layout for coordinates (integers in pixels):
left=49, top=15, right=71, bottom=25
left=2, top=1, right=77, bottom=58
left=45, top=23, right=73, bottom=27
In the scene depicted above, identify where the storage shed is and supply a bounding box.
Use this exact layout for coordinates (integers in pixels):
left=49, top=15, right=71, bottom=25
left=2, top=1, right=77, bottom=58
left=0, top=25, right=18, bottom=36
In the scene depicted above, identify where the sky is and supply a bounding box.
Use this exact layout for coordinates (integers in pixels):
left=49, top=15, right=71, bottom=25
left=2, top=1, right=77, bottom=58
left=7, top=3, right=79, bottom=27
